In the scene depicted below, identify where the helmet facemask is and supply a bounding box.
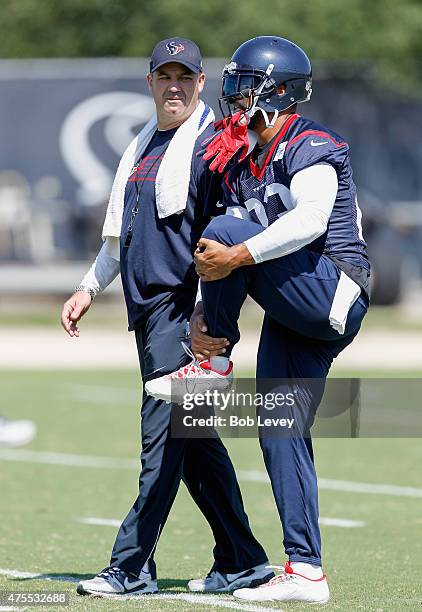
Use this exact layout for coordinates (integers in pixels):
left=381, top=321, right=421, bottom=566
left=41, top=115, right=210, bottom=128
left=219, top=62, right=312, bottom=129
left=219, top=63, right=279, bottom=127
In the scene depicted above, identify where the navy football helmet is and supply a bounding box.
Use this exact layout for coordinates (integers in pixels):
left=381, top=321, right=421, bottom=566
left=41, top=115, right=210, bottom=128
left=220, top=36, right=312, bottom=127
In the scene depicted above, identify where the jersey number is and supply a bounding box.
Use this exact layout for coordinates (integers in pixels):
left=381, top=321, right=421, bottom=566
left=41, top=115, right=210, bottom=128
left=244, top=183, right=293, bottom=227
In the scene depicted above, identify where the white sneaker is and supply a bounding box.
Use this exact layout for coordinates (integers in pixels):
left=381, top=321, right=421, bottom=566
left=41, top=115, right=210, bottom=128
left=144, top=343, right=233, bottom=403
left=0, top=417, right=36, bottom=447
left=188, top=563, right=274, bottom=593
left=233, top=562, right=330, bottom=603
left=77, top=564, right=158, bottom=597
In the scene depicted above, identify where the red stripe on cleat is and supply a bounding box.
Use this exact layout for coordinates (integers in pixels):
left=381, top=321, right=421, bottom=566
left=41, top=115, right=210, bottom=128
left=200, top=361, right=233, bottom=376
left=285, top=562, right=326, bottom=582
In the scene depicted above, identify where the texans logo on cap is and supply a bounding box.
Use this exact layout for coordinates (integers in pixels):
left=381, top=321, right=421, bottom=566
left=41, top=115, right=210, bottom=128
left=166, top=41, right=185, bottom=56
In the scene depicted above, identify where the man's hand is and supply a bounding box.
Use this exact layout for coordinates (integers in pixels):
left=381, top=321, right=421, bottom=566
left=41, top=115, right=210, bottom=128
left=195, top=238, right=254, bottom=281
left=190, top=302, right=228, bottom=361
left=61, top=291, right=93, bottom=337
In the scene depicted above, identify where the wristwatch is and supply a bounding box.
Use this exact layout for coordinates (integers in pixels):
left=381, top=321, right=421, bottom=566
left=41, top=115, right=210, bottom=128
left=74, top=285, right=96, bottom=300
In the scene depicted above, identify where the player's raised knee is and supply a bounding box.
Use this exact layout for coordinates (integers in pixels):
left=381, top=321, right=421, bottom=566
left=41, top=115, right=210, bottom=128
left=202, top=215, right=239, bottom=245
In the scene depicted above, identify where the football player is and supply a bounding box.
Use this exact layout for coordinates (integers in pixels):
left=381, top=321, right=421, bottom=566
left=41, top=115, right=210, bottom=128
left=147, top=36, right=370, bottom=604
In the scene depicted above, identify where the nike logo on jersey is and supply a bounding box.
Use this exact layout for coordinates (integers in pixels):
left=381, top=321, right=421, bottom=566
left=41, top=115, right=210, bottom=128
left=310, top=140, right=329, bottom=147
left=274, top=141, right=287, bottom=161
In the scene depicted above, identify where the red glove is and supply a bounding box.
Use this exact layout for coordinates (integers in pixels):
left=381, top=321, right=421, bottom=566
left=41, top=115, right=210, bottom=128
left=203, top=111, right=250, bottom=173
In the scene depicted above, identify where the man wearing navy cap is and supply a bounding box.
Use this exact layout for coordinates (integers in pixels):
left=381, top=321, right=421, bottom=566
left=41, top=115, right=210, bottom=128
left=62, top=38, right=271, bottom=597
left=150, top=37, right=203, bottom=73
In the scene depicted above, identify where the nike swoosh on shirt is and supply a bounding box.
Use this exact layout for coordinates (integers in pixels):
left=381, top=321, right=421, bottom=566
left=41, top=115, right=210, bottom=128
left=310, top=140, right=329, bottom=147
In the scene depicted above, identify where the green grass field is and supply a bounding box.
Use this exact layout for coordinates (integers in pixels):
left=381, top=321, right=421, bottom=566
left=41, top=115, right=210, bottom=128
left=1, top=370, right=421, bottom=611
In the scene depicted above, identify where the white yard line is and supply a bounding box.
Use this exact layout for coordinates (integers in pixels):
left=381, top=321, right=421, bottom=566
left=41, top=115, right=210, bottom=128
left=79, top=515, right=365, bottom=530
left=0, top=568, right=278, bottom=612
left=318, top=517, right=366, bottom=528
left=78, top=517, right=121, bottom=528
left=0, top=569, right=39, bottom=579
left=236, top=470, right=270, bottom=483
left=0, top=568, right=77, bottom=583
left=318, top=477, right=422, bottom=498
left=1, top=449, right=422, bottom=499
left=236, top=469, right=422, bottom=498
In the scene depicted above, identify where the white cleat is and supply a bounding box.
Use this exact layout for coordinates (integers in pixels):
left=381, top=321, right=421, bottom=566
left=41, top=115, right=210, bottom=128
left=145, top=343, right=233, bottom=403
left=0, top=417, right=36, bottom=447
left=77, top=565, right=158, bottom=597
left=233, top=561, right=330, bottom=603
left=188, top=563, right=274, bottom=593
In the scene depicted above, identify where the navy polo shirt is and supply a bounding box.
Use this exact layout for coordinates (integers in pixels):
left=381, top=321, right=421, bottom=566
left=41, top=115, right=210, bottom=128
left=120, top=124, right=221, bottom=331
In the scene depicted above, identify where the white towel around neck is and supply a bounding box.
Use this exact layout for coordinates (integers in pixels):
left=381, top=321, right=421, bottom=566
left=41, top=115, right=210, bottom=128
left=102, top=100, right=215, bottom=240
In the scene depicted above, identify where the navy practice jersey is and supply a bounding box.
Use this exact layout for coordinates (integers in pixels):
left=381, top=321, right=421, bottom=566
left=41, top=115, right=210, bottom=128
left=223, top=113, right=370, bottom=278
left=120, top=123, right=221, bottom=331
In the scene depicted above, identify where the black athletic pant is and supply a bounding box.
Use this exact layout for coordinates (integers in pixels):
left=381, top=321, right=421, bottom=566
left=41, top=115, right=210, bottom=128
left=110, top=293, right=268, bottom=574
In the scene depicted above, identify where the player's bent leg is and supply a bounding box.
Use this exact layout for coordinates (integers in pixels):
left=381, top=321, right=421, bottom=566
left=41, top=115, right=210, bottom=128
left=201, top=215, right=263, bottom=345
left=200, top=216, right=261, bottom=349
left=250, top=250, right=368, bottom=342
left=201, top=214, right=368, bottom=344
left=202, top=214, right=264, bottom=246
left=150, top=214, right=368, bottom=396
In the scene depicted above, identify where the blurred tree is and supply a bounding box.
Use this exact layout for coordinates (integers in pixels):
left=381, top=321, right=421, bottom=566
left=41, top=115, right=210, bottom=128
left=0, top=0, right=421, bottom=92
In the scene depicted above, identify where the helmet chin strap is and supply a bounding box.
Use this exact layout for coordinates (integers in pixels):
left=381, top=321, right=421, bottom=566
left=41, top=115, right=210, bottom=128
left=246, top=63, right=275, bottom=127
left=252, top=107, right=279, bottom=128
left=249, top=97, right=298, bottom=129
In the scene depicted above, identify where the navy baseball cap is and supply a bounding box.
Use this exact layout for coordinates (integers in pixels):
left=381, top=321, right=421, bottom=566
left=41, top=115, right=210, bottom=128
left=149, top=38, right=203, bottom=74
